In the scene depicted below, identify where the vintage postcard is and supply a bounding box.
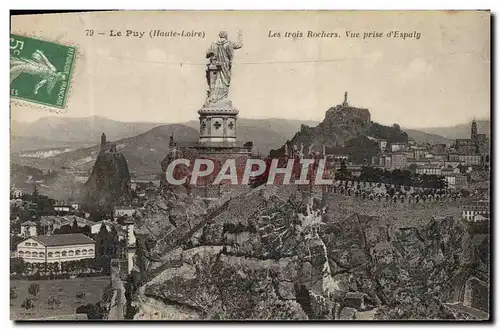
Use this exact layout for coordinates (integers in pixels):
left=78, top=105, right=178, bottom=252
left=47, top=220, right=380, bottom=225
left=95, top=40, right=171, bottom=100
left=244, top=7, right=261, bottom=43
left=10, top=10, right=490, bottom=321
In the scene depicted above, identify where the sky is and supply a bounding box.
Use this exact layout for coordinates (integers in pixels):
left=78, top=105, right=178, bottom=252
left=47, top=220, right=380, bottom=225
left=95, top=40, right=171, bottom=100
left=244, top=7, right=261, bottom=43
left=11, top=10, right=490, bottom=128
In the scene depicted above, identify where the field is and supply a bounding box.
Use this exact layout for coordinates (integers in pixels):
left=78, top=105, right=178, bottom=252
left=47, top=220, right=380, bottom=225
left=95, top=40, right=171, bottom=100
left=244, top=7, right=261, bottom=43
left=10, top=276, right=110, bottom=320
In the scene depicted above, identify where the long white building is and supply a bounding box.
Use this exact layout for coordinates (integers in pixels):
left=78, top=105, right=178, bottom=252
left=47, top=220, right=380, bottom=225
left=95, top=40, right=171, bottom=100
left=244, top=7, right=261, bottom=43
left=16, top=233, right=95, bottom=264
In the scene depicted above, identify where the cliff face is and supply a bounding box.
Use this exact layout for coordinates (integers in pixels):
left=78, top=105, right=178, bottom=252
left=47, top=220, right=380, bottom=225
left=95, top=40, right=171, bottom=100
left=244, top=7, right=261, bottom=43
left=84, top=151, right=131, bottom=215
left=130, top=185, right=481, bottom=320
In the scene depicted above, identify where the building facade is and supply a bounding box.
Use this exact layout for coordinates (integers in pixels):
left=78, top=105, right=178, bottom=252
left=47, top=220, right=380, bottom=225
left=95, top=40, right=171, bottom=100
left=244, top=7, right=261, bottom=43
left=379, top=140, right=387, bottom=151
left=54, top=204, right=71, bottom=213
left=416, top=165, right=442, bottom=175
left=391, top=142, right=408, bottom=153
left=462, top=200, right=489, bottom=221
left=20, top=221, right=37, bottom=237
left=114, top=206, right=137, bottom=218
left=16, top=233, right=95, bottom=264
left=390, top=153, right=407, bottom=170
left=11, top=188, right=24, bottom=199
left=444, top=173, right=467, bottom=188
left=455, top=119, right=489, bottom=155
left=458, top=154, right=482, bottom=166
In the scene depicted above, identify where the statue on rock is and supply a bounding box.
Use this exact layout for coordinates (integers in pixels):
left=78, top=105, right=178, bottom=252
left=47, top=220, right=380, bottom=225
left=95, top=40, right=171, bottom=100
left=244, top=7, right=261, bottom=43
left=205, top=30, right=243, bottom=106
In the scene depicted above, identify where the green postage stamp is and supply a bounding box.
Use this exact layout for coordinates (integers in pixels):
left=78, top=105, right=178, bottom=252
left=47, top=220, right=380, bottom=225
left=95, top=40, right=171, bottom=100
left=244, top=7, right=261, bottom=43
left=10, top=34, right=76, bottom=109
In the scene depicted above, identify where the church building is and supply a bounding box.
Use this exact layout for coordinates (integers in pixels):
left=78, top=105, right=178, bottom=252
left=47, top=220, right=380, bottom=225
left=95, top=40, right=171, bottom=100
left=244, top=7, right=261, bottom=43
left=455, top=119, right=488, bottom=155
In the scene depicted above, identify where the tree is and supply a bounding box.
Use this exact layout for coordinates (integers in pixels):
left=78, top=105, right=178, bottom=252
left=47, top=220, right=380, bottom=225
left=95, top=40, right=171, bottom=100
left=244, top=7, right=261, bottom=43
left=108, top=226, right=120, bottom=257
left=10, top=287, right=17, bottom=305
left=335, top=160, right=352, bottom=181
left=46, top=262, right=54, bottom=279
left=28, top=283, right=40, bottom=301
left=76, top=303, right=105, bottom=319
left=10, top=257, right=26, bottom=275
left=76, top=292, right=86, bottom=303
left=10, top=235, right=24, bottom=251
left=21, top=298, right=35, bottom=315
left=407, top=164, right=417, bottom=173
left=72, top=219, right=79, bottom=231
left=80, top=258, right=92, bottom=274
left=53, top=262, right=60, bottom=278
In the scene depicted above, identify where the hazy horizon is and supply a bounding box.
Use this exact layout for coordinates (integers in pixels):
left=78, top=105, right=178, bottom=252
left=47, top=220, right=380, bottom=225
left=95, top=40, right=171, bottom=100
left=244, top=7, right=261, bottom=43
left=10, top=111, right=491, bottom=130
left=11, top=11, right=490, bottom=128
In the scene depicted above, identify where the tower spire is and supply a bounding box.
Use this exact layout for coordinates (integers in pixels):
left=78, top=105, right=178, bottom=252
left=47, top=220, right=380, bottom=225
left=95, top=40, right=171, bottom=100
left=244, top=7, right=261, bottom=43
left=169, top=133, right=175, bottom=147
left=100, top=132, right=107, bottom=151
left=471, top=118, right=478, bottom=141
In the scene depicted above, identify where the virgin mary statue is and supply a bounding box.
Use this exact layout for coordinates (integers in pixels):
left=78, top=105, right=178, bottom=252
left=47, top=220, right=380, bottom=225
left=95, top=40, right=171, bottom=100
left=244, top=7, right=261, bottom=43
left=205, top=30, right=243, bottom=105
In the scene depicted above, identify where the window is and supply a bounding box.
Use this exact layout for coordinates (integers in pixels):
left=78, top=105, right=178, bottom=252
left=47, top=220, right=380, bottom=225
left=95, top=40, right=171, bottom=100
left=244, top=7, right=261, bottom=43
left=68, top=251, right=74, bottom=256
left=32, top=252, right=38, bottom=257
left=39, top=252, right=45, bottom=257
left=18, top=251, right=24, bottom=256
left=82, top=250, right=87, bottom=255
left=62, top=251, right=67, bottom=257
left=32, top=243, right=38, bottom=246
left=25, top=251, right=31, bottom=257
left=48, top=252, right=53, bottom=258
left=75, top=250, right=81, bottom=256
left=25, top=242, right=31, bottom=246
left=88, top=249, right=94, bottom=254
left=55, top=252, right=61, bottom=258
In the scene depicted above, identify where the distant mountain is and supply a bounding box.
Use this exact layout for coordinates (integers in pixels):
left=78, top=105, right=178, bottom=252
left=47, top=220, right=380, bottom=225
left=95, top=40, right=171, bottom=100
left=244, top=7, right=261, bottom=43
left=10, top=136, right=94, bottom=153
left=11, top=116, right=324, bottom=201
left=11, top=124, right=199, bottom=175
left=404, top=129, right=453, bottom=145
left=409, top=120, right=490, bottom=140
left=11, top=116, right=165, bottom=145
left=11, top=116, right=321, bottom=174
left=13, top=116, right=320, bottom=156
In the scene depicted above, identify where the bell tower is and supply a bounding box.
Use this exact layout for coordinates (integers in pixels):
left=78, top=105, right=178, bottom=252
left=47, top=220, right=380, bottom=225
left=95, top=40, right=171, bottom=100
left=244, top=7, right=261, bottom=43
left=471, top=119, right=478, bottom=141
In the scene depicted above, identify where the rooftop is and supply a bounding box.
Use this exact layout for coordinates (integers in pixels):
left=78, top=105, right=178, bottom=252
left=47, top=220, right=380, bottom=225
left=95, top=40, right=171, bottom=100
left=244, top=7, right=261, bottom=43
left=30, top=233, right=95, bottom=247
left=416, top=164, right=442, bottom=169
left=131, top=175, right=160, bottom=181
left=115, top=206, right=136, bottom=210
left=41, top=215, right=95, bottom=227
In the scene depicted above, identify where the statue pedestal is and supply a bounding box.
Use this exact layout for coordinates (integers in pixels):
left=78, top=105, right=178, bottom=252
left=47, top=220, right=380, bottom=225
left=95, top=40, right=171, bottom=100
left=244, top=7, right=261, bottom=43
left=197, top=99, right=239, bottom=146
left=193, top=98, right=252, bottom=161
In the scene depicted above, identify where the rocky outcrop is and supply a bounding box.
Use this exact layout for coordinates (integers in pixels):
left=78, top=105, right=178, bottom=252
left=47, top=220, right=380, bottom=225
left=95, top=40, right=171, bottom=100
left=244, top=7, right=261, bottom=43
left=84, top=150, right=131, bottom=215
left=276, top=104, right=372, bottom=156
left=130, top=184, right=483, bottom=320
left=270, top=100, right=408, bottom=163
